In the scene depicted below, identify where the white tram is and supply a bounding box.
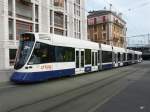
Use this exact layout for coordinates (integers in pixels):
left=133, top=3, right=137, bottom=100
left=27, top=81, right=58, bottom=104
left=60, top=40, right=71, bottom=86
left=11, top=33, right=142, bottom=83
left=113, top=47, right=126, bottom=67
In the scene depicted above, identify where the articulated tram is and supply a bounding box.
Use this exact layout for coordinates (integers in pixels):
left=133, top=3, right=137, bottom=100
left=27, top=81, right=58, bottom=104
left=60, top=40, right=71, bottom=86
left=11, top=33, right=142, bottom=83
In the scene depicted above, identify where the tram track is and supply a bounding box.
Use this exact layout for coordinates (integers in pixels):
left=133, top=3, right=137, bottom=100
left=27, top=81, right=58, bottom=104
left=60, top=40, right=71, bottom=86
left=7, top=68, right=139, bottom=112
left=0, top=73, right=107, bottom=95
left=0, top=66, right=131, bottom=94
left=43, top=69, right=138, bottom=112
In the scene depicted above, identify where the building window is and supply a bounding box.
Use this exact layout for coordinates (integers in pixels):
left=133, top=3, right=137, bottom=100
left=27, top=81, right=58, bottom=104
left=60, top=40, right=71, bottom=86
left=16, top=0, right=33, bottom=20
left=65, top=0, right=67, bottom=11
left=94, top=18, right=97, bottom=24
left=103, top=33, right=106, bottom=39
left=9, top=19, right=14, bottom=40
left=35, top=24, right=39, bottom=32
left=65, top=15, right=68, bottom=29
left=16, top=21, right=33, bottom=40
left=54, top=0, right=64, bottom=7
left=103, top=16, right=106, bottom=22
left=9, top=49, right=17, bottom=66
left=76, top=0, right=80, bottom=4
left=79, top=20, right=81, bottom=33
left=74, top=19, right=81, bottom=39
left=50, top=0, right=53, bottom=6
left=50, top=27, right=53, bottom=33
left=114, top=26, right=116, bottom=31
left=94, top=26, right=97, bottom=32
left=74, top=1, right=80, bottom=16
left=94, top=34, right=97, bottom=41
left=50, top=10, right=53, bottom=26
left=8, top=0, right=13, bottom=16
left=54, top=12, right=64, bottom=28
left=35, top=5, right=39, bottom=22
left=102, top=24, right=106, bottom=31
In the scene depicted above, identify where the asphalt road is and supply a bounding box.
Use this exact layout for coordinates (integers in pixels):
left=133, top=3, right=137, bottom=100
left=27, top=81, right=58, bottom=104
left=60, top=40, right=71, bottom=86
left=0, top=61, right=149, bottom=112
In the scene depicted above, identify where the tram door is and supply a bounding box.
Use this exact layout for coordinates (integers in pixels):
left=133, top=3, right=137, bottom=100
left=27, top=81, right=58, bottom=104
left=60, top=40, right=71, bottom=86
left=92, top=50, right=98, bottom=71
left=75, top=49, right=85, bottom=74
left=115, top=53, right=118, bottom=67
left=113, top=52, right=118, bottom=67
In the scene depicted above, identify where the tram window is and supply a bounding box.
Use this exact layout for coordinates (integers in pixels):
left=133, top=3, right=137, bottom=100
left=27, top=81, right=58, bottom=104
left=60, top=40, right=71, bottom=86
left=81, top=51, right=84, bottom=67
left=76, top=51, right=79, bottom=68
left=98, top=50, right=100, bottom=63
left=95, top=52, right=98, bottom=66
left=28, top=42, right=53, bottom=64
left=102, top=51, right=112, bottom=63
left=14, top=35, right=35, bottom=69
left=118, top=53, right=121, bottom=61
left=122, top=53, right=126, bottom=61
left=85, top=49, right=91, bottom=65
left=28, top=42, right=75, bottom=65
left=115, top=53, right=118, bottom=63
left=127, top=54, right=132, bottom=60
left=135, top=54, right=138, bottom=60
left=120, top=54, right=122, bottom=61
left=112, top=52, right=115, bottom=62
left=55, top=46, right=75, bottom=62
left=92, top=52, right=94, bottom=66
left=132, top=54, right=134, bottom=60
left=139, top=55, right=142, bottom=60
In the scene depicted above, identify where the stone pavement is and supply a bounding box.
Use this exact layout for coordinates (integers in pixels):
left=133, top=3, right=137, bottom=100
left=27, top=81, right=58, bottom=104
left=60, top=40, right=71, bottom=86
left=0, top=69, right=13, bottom=82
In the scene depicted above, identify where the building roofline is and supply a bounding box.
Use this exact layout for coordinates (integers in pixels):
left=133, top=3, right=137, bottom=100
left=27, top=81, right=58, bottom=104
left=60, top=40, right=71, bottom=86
left=88, top=10, right=126, bottom=24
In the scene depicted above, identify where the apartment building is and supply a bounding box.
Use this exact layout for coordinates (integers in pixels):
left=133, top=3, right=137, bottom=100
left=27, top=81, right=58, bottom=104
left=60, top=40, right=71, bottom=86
left=87, top=10, right=127, bottom=48
left=0, top=0, right=87, bottom=70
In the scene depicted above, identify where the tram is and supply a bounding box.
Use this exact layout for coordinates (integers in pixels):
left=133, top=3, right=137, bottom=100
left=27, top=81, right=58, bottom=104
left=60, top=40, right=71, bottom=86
left=11, top=33, right=142, bottom=83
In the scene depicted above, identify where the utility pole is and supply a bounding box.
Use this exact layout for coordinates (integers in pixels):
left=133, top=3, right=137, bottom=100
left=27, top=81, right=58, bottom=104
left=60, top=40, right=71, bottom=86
left=109, top=3, right=112, bottom=11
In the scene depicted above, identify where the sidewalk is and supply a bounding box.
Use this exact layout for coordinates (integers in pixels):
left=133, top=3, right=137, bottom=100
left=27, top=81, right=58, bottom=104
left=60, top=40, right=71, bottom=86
left=0, top=69, right=14, bottom=82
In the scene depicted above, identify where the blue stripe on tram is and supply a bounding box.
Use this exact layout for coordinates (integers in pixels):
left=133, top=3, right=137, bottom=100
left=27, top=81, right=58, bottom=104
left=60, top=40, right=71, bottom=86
left=102, top=64, right=113, bottom=70
left=11, top=68, right=75, bottom=83
left=85, top=66, right=92, bottom=73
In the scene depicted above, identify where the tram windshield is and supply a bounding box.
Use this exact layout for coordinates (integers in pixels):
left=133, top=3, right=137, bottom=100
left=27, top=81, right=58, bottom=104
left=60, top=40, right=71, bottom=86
left=14, top=34, right=35, bottom=69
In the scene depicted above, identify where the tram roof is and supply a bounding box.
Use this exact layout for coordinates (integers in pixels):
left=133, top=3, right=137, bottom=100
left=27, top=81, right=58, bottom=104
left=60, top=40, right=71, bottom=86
left=34, top=33, right=100, bottom=50
left=126, top=49, right=134, bottom=53
left=113, top=46, right=126, bottom=53
left=100, top=44, right=112, bottom=51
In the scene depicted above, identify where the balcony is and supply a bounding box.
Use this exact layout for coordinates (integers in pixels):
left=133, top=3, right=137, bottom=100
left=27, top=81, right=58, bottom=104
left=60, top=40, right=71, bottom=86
left=54, top=6, right=64, bottom=12
left=113, top=37, right=119, bottom=42
left=16, top=14, right=32, bottom=21
left=21, top=0, right=33, bottom=3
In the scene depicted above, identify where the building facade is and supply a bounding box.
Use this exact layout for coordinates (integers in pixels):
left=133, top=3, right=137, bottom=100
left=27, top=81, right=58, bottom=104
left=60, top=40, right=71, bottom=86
left=87, top=10, right=126, bottom=48
left=0, top=0, right=87, bottom=70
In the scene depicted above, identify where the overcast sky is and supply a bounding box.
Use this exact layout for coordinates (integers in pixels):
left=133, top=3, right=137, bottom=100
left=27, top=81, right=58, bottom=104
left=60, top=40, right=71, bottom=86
left=86, top=0, right=150, bottom=38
